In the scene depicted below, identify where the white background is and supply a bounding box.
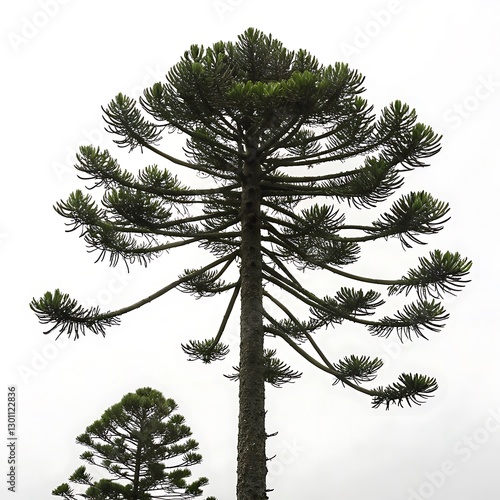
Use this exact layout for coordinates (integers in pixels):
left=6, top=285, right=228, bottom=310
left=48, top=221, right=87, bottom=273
left=1, top=1, right=499, bottom=499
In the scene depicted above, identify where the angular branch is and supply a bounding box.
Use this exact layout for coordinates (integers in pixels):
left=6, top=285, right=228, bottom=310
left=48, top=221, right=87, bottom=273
left=177, top=256, right=236, bottom=298
left=182, top=280, right=240, bottom=363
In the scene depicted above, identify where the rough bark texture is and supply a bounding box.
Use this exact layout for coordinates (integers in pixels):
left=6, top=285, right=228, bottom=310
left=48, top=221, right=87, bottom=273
left=237, top=156, right=267, bottom=500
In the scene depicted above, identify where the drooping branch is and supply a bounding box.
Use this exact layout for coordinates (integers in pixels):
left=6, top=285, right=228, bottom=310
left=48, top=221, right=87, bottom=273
left=262, top=264, right=335, bottom=317
left=268, top=326, right=438, bottom=408
left=263, top=222, right=360, bottom=270
left=365, top=191, right=451, bottom=248
left=262, top=226, right=415, bottom=288
left=225, top=343, right=303, bottom=388
left=371, top=373, right=438, bottom=409
left=75, top=145, right=240, bottom=198
left=177, top=254, right=237, bottom=297
left=182, top=279, right=241, bottom=363
left=262, top=262, right=450, bottom=342
left=262, top=292, right=332, bottom=368
left=30, top=252, right=238, bottom=339
left=388, top=250, right=472, bottom=299
left=365, top=299, right=449, bottom=341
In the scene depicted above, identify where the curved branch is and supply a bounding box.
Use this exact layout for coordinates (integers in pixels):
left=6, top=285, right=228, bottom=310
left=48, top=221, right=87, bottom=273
left=264, top=225, right=404, bottom=287
left=262, top=264, right=327, bottom=312
left=269, top=141, right=378, bottom=169
left=261, top=248, right=303, bottom=289
left=263, top=291, right=334, bottom=371
left=268, top=326, right=377, bottom=397
left=143, top=142, right=237, bottom=181
left=109, top=252, right=238, bottom=318
left=32, top=252, right=238, bottom=339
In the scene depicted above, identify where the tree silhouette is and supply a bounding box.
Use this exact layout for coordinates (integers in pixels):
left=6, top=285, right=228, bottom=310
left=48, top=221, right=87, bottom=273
left=32, top=28, right=471, bottom=499
left=52, top=387, right=216, bottom=500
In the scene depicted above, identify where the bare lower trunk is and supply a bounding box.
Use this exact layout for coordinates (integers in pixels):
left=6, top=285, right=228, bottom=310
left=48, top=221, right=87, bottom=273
left=132, top=436, right=142, bottom=499
left=237, top=156, right=267, bottom=500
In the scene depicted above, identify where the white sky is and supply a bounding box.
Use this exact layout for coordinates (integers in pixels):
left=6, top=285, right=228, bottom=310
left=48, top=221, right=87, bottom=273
left=1, top=1, right=499, bottom=499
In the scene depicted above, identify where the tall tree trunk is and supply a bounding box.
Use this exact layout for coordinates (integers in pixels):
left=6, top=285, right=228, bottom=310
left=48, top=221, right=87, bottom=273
left=237, top=155, right=267, bottom=500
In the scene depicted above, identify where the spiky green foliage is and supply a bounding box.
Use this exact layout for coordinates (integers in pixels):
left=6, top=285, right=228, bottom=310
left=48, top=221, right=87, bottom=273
left=332, top=355, right=384, bottom=386
left=52, top=388, right=216, bottom=500
left=32, top=28, right=471, bottom=410
left=31, top=289, right=119, bottom=338
left=371, top=373, right=438, bottom=409
left=225, top=348, right=302, bottom=388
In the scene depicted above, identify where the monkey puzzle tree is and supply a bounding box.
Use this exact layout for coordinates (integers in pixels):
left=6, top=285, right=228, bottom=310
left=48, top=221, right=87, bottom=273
left=32, top=28, right=471, bottom=500
left=52, top=387, right=216, bottom=500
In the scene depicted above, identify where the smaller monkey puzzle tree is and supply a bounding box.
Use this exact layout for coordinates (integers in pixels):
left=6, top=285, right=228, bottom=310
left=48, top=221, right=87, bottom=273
left=52, top=387, right=216, bottom=500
